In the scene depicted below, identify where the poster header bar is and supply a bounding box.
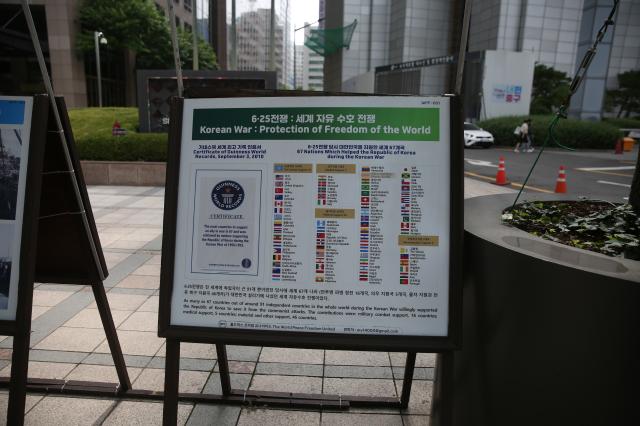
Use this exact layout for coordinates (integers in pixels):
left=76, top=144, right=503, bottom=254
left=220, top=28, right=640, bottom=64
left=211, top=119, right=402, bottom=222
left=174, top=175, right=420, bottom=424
left=192, top=107, right=439, bottom=141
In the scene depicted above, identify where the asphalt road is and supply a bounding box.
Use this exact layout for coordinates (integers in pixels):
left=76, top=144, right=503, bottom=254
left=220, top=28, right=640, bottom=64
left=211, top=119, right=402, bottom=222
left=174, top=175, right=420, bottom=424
left=463, top=145, right=638, bottom=202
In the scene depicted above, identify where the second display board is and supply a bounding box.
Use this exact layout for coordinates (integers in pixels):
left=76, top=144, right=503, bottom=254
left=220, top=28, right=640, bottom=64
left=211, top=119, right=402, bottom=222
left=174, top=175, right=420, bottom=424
left=163, top=95, right=459, bottom=347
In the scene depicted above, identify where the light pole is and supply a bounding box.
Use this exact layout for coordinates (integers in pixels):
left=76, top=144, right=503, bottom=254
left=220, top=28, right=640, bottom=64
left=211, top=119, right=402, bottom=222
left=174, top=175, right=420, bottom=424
left=94, top=31, right=107, bottom=107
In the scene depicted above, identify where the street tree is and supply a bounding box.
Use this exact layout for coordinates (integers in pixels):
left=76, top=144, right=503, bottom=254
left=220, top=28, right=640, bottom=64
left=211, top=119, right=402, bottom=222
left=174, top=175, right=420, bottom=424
left=530, top=64, right=571, bottom=115
left=605, top=70, right=640, bottom=118
left=77, top=0, right=217, bottom=69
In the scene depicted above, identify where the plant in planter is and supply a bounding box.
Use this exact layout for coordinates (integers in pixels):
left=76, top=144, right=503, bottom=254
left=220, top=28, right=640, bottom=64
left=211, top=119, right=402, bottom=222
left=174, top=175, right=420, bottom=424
left=503, top=200, right=639, bottom=260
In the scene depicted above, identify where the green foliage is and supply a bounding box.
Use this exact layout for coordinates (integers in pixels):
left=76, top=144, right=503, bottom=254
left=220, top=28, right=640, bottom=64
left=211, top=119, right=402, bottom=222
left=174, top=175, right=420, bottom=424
left=602, top=117, right=640, bottom=129
left=176, top=28, right=218, bottom=70
left=77, top=133, right=168, bottom=161
left=69, top=107, right=139, bottom=140
left=605, top=70, right=640, bottom=118
left=531, top=64, right=571, bottom=115
left=477, top=115, right=622, bottom=149
left=77, top=0, right=217, bottom=69
left=504, top=201, right=640, bottom=259
left=69, top=107, right=167, bottom=161
left=77, top=0, right=172, bottom=69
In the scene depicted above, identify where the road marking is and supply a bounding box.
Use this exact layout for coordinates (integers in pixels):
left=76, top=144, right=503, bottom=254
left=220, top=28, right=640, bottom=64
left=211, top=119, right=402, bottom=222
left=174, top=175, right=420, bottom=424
left=464, top=172, right=554, bottom=193
left=597, top=180, right=631, bottom=188
left=508, top=182, right=555, bottom=194
left=464, top=158, right=497, bottom=167
left=576, top=166, right=635, bottom=171
left=576, top=169, right=633, bottom=178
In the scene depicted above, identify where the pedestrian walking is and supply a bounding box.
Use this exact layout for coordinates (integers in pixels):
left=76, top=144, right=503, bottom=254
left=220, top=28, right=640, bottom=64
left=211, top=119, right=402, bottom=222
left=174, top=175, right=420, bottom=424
left=515, top=118, right=534, bottom=153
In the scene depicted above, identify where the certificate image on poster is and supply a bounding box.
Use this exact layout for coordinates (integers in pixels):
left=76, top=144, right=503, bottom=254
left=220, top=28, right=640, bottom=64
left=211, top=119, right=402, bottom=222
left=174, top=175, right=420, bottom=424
left=0, top=224, right=14, bottom=310
left=191, top=169, right=262, bottom=276
left=0, top=129, right=22, bottom=220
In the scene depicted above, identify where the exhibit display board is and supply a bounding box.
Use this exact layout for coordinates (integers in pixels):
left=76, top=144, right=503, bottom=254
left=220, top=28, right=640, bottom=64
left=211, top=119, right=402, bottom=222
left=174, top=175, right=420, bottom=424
left=0, top=97, right=34, bottom=321
left=160, top=95, right=462, bottom=350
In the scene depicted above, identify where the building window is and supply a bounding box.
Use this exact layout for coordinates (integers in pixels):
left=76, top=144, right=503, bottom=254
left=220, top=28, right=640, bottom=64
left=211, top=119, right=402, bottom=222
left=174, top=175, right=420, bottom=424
left=184, top=0, right=192, bottom=11
left=185, top=23, right=192, bottom=33
left=175, top=17, right=181, bottom=28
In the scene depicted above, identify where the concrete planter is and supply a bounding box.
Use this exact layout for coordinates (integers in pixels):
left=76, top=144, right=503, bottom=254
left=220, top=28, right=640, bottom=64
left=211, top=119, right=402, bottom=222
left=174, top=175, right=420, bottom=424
left=80, top=161, right=166, bottom=186
left=444, top=194, right=640, bottom=426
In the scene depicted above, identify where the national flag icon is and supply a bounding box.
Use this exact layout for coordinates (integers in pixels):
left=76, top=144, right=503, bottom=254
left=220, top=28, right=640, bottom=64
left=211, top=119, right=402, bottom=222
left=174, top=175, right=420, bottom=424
left=315, top=276, right=324, bottom=282
left=400, top=278, right=409, bottom=285
left=272, top=268, right=281, bottom=274
left=275, top=181, right=284, bottom=188
left=275, top=174, right=284, bottom=180
left=273, top=247, right=282, bottom=253
left=361, top=196, right=369, bottom=203
left=402, top=185, right=410, bottom=191
left=274, top=165, right=284, bottom=171
left=401, top=222, right=410, bottom=230
left=273, top=254, right=282, bottom=261
left=316, top=249, right=325, bottom=257
left=275, top=187, right=284, bottom=194
left=362, top=167, right=370, bottom=172
left=275, top=194, right=283, bottom=200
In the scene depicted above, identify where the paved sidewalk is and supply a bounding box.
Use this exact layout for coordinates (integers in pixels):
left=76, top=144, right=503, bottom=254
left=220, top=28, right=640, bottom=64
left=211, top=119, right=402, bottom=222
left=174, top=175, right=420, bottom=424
left=0, top=178, right=509, bottom=425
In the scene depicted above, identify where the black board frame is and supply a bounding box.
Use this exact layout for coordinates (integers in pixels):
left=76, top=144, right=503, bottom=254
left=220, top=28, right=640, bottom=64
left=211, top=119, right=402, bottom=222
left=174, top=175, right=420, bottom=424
left=0, top=95, right=48, bottom=420
left=158, top=90, right=464, bottom=351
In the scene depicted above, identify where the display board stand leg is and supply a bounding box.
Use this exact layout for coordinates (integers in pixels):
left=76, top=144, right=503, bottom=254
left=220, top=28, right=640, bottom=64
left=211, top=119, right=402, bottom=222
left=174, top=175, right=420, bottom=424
left=215, top=344, right=232, bottom=395
left=7, top=331, right=31, bottom=425
left=431, top=352, right=453, bottom=426
left=91, top=282, right=131, bottom=391
left=163, top=338, right=180, bottom=426
left=400, top=351, right=417, bottom=409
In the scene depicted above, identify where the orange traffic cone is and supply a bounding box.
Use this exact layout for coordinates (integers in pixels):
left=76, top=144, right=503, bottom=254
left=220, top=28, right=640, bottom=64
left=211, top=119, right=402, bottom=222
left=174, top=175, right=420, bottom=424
left=494, top=156, right=509, bottom=185
left=555, top=166, right=567, bottom=193
left=615, top=139, right=623, bottom=154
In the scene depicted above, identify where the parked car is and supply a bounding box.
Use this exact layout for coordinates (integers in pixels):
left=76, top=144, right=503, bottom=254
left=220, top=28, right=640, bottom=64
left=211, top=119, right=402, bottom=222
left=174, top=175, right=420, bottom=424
left=463, top=122, right=494, bottom=148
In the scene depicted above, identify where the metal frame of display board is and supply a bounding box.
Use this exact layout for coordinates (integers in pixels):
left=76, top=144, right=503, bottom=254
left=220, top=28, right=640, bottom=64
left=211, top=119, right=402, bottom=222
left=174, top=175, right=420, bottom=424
left=0, top=97, right=131, bottom=426
left=158, top=90, right=463, bottom=425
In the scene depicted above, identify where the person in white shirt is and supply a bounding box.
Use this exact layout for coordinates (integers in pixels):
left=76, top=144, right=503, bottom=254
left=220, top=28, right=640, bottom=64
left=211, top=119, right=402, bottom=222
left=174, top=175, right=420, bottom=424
left=515, top=118, right=533, bottom=152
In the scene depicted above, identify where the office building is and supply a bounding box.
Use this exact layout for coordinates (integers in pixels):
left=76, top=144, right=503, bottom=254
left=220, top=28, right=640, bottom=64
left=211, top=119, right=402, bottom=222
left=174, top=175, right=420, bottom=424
left=297, top=24, right=324, bottom=90
left=323, top=0, right=639, bottom=119
left=227, top=0, right=293, bottom=87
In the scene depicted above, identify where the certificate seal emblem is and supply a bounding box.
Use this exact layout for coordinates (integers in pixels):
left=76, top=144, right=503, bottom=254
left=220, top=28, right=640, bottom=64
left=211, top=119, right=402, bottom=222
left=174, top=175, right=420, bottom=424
left=211, top=180, right=244, bottom=210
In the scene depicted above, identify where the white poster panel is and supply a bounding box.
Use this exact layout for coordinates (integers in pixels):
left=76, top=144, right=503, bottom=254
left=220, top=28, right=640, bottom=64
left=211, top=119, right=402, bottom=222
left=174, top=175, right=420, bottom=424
left=171, top=96, right=450, bottom=337
left=481, top=50, right=535, bottom=119
left=0, top=96, right=34, bottom=321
